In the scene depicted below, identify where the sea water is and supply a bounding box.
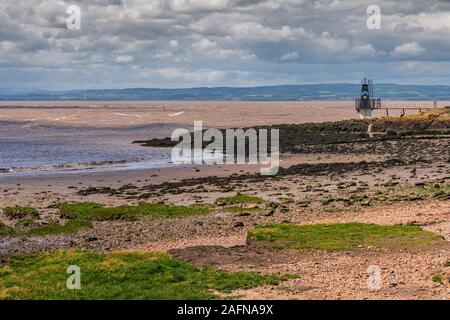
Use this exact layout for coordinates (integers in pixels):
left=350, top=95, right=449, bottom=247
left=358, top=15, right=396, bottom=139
left=0, top=119, right=174, bottom=176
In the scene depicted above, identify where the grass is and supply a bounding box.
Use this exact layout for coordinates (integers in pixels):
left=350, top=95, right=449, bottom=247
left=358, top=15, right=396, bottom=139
left=385, top=108, right=450, bottom=122
left=248, top=222, right=442, bottom=251
left=3, top=206, right=39, bottom=219
left=59, top=202, right=212, bottom=221
left=215, top=194, right=265, bottom=206
left=0, top=250, right=290, bottom=300
left=431, top=274, right=443, bottom=283
left=0, top=219, right=91, bottom=237
left=15, top=218, right=34, bottom=228
left=394, top=184, right=450, bottom=197
left=0, top=222, right=15, bottom=236
left=24, top=220, right=92, bottom=236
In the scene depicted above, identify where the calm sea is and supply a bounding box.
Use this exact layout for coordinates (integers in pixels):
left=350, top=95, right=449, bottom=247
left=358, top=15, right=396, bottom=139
left=0, top=119, right=175, bottom=176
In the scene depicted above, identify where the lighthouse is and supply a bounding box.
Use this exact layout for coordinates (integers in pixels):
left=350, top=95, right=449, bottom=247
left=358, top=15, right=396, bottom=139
left=355, top=78, right=381, bottom=118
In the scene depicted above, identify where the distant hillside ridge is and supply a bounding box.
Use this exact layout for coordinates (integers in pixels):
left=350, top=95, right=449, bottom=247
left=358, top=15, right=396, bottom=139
left=1, top=83, right=450, bottom=101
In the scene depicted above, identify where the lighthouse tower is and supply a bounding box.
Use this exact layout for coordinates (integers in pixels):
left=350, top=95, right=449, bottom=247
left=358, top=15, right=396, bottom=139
left=355, top=78, right=381, bottom=118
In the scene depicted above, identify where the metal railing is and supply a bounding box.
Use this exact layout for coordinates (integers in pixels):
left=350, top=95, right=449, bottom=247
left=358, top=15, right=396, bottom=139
left=355, top=98, right=381, bottom=111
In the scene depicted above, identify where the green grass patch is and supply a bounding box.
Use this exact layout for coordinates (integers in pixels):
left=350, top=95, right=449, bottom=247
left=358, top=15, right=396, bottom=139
left=0, top=250, right=287, bottom=300
left=15, top=218, right=34, bottom=229
left=3, top=206, right=39, bottom=219
left=59, top=202, right=212, bottom=221
left=394, top=184, right=450, bottom=199
left=216, top=194, right=264, bottom=206
left=0, top=219, right=91, bottom=237
left=24, top=220, right=92, bottom=236
left=248, top=222, right=442, bottom=251
left=431, top=274, right=443, bottom=283
left=0, top=222, right=15, bottom=236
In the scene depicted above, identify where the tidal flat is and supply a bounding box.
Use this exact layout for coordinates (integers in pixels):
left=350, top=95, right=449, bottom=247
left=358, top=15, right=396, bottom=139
left=0, top=102, right=449, bottom=300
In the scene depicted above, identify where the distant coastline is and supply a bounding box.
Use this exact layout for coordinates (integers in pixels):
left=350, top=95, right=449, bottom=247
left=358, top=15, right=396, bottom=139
left=2, top=83, right=450, bottom=101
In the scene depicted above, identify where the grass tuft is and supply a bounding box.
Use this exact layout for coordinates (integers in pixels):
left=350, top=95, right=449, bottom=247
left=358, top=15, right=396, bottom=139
left=0, top=222, right=15, bottom=236
left=3, top=206, right=39, bottom=220
left=0, top=250, right=287, bottom=300
left=24, top=220, right=92, bottom=236
left=248, top=222, right=442, bottom=251
left=59, top=202, right=212, bottom=221
left=15, top=218, right=35, bottom=229
left=215, top=194, right=264, bottom=206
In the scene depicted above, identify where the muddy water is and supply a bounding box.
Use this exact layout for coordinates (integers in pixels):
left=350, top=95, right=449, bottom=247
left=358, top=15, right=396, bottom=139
left=0, top=101, right=363, bottom=176
left=0, top=120, right=176, bottom=176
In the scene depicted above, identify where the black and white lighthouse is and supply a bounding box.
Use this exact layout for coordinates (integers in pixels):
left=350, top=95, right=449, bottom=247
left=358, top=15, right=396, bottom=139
left=355, top=78, right=381, bottom=118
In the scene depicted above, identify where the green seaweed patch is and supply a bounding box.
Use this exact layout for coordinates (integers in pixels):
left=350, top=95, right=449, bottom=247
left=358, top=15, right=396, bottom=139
left=215, top=194, right=265, bottom=206
left=59, top=202, right=212, bottom=221
left=0, top=250, right=289, bottom=300
left=248, top=222, right=443, bottom=251
left=24, top=220, right=92, bottom=236
left=15, top=218, right=35, bottom=229
left=0, top=222, right=15, bottom=236
left=431, top=274, right=443, bottom=283
left=3, top=206, right=39, bottom=220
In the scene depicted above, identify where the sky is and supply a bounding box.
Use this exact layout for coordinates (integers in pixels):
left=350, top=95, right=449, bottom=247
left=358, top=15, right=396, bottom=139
left=1, top=0, right=450, bottom=90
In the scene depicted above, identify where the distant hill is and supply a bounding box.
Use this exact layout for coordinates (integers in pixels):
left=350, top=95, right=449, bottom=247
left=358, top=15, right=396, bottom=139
left=1, top=84, right=449, bottom=101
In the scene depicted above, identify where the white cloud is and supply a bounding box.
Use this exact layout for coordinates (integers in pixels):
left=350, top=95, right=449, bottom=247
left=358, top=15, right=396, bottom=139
left=313, top=31, right=349, bottom=51
left=115, top=55, right=134, bottom=63
left=350, top=44, right=377, bottom=57
left=169, top=40, right=179, bottom=47
left=392, top=42, right=426, bottom=57
left=230, top=23, right=308, bottom=41
left=192, top=38, right=217, bottom=50
left=170, top=0, right=229, bottom=13
left=280, top=51, right=299, bottom=61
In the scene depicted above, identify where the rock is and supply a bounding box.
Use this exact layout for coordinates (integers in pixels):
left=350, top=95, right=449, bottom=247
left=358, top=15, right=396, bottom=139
left=238, top=212, right=251, bottom=217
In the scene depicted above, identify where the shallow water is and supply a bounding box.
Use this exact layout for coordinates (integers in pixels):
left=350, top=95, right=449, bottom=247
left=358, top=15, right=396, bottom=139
left=0, top=119, right=175, bottom=176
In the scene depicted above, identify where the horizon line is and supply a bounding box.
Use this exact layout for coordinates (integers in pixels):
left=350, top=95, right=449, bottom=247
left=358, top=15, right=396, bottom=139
left=3, top=82, right=450, bottom=93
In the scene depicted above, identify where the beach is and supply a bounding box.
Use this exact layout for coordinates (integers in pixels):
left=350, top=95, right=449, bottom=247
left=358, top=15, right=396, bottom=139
left=0, top=101, right=449, bottom=299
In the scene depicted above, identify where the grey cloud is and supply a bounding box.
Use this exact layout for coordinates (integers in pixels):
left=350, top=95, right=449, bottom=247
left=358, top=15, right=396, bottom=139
left=1, top=0, right=450, bottom=89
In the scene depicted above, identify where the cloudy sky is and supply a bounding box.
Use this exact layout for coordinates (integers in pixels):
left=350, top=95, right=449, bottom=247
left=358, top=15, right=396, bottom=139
left=1, top=0, right=450, bottom=90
